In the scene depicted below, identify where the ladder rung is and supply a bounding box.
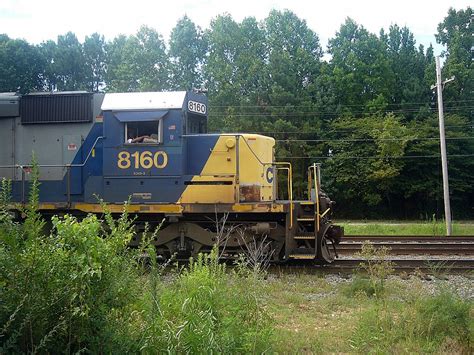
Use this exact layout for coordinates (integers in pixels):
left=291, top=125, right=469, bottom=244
left=300, top=201, right=315, bottom=205
left=289, top=254, right=315, bottom=260
left=297, top=218, right=315, bottom=222
left=294, top=235, right=316, bottom=240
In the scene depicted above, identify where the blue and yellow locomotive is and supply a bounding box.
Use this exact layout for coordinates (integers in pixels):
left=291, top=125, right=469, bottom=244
left=0, top=90, right=343, bottom=263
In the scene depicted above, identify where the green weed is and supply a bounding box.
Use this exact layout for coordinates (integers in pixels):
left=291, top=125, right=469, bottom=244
left=343, top=275, right=378, bottom=298
left=349, top=291, right=472, bottom=354
left=356, top=241, right=395, bottom=299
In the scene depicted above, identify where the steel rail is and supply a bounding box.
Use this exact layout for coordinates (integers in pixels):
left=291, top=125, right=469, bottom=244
left=270, top=258, right=474, bottom=273
left=343, top=235, right=474, bottom=241
left=325, top=258, right=474, bottom=273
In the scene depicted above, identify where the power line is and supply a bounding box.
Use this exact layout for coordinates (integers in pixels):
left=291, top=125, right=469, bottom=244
left=278, top=154, right=474, bottom=160
left=210, top=123, right=474, bottom=135
left=208, top=106, right=474, bottom=117
left=208, top=99, right=474, bottom=109
left=208, top=110, right=473, bottom=120
left=275, top=136, right=474, bottom=143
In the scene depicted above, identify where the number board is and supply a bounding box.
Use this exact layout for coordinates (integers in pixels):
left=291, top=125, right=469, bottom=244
left=117, top=150, right=168, bottom=170
left=188, top=100, right=207, bottom=115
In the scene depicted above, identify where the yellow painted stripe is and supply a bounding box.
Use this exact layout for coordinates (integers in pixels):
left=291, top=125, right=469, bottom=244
left=289, top=254, right=315, bottom=259
left=73, top=203, right=183, bottom=214
left=38, top=203, right=57, bottom=210
left=35, top=202, right=285, bottom=214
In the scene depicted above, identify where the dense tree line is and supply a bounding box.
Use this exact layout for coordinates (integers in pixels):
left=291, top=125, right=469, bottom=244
left=0, top=7, right=472, bottom=219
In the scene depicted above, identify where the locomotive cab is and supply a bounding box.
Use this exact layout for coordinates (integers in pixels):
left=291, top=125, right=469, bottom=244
left=100, top=91, right=277, bottom=205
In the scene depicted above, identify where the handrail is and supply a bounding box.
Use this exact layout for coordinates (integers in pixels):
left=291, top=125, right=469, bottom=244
left=309, top=164, right=320, bottom=233
left=0, top=136, right=104, bottom=169
left=0, top=136, right=104, bottom=206
left=183, top=134, right=295, bottom=227
left=276, top=164, right=293, bottom=228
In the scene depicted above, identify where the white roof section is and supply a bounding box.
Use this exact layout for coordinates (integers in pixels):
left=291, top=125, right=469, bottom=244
left=101, top=91, right=186, bottom=111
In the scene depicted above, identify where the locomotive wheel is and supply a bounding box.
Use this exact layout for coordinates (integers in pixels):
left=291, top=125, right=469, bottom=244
left=317, top=225, right=336, bottom=263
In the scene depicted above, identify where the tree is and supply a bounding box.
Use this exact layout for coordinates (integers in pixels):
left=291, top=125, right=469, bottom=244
left=134, top=26, right=169, bottom=91
left=104, top=34, right=128, bottom=92
left=264, top=9, right=323, bottom=108
left=381, top=25, right=431, bottom=118
left=436, top=7, right=473, bottom=119
left=0, top=35, right=44, bottom=93
left=328, top=18, right=394, bottom=115
left=399, top=115, right=474, bottom=218
left=204, top=14, right=244, bottom=112
left=169, top=16, right=206, bottom=90
left=83, top=33, right=107, bottom=92
left=106, top=26, right=169, bottom=92
left=54, top=32, right=88, bottom=91
left=38, top=40, right=58, bottom=91
left=324, top=113, right=409, bottom=217
left=204, top=15, right=268, bottom=132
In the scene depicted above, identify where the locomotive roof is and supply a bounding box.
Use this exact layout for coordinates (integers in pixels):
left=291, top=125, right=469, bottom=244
left=101, top=91, right=187, bottom=111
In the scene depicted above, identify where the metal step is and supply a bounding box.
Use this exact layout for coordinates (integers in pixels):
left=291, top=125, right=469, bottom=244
left=297, top=217, right=315, bottom=222
left=289, top=248, right=316, bottom=259
left=289, top=254, right=315, bottom=260
left=294, top=233, right=316, bottom=240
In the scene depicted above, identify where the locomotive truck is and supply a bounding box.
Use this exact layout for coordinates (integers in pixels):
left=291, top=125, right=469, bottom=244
left=0, top=90, right=343, bottom=263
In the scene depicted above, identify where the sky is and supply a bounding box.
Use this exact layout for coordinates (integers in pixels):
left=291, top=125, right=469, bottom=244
left=0, top=0, right=471, bottom=56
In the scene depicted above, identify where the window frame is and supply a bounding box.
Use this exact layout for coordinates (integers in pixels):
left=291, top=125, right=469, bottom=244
left=124, top=119, right=163, bottom=145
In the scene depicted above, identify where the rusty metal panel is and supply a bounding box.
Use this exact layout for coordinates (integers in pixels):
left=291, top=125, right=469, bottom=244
left=239, top=184, right=261, bottom=202
left=20, top=92, right=93, bottom=124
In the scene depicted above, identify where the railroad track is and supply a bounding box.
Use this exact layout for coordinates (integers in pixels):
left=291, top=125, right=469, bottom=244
left=325, top=258, right=474, bottom=273
left=265, top=236, right=474, bottom=274
left=339, top=235, right=474, bottom=256
left=270, top=258, right=474, bottom=274
left=304, top=235, right=474, bottom=273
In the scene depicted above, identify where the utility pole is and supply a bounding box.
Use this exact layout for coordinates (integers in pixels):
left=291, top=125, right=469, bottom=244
left=431, top=56, right=454, bottom=236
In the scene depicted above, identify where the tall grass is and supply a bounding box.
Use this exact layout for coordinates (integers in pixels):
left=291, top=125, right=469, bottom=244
left=344, top=240, right=472, bottom=353
left=341, top=220, right=474, bottom=235
left=350, top=291, right=472, bottom=353
left=144, top=249, right=271, bottom=353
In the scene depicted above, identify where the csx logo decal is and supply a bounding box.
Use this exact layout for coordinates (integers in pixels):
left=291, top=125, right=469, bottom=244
left=266, top=167, right=274, bottom=183
left=117, top=151, right=168, bottom=169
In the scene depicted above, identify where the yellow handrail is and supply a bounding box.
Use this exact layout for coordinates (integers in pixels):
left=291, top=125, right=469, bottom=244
left=307, top=167, right=312, bottom=200
left=275, top=162, right=293, bottom=228
left=311, top=164, right=320, bottom=233
left=320, top=208, right=330, bottom=218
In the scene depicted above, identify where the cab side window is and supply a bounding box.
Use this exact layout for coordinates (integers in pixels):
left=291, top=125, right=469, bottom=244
left=125, top=120, right=162, bottom=144
left=186, top=114, right=207, bottom=134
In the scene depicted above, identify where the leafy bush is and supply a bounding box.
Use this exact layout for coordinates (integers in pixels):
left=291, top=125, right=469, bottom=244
left=0, top=210, right=139, bottom=353
left=0, top=172, right=273, bottom=353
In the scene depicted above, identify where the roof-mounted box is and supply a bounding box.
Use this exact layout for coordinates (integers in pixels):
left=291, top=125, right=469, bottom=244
left=20, top=92, right=93, bottom=124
